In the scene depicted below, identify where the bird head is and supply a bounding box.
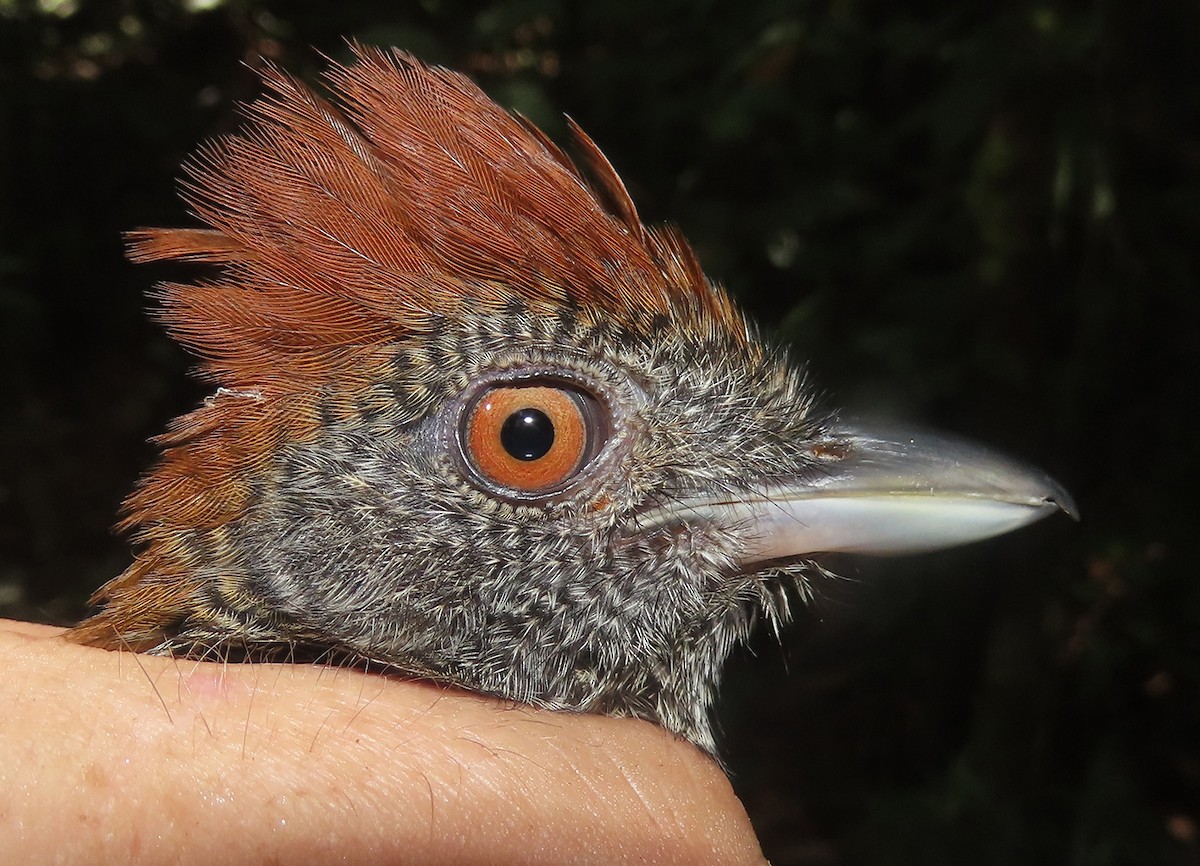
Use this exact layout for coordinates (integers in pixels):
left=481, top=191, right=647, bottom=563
left=72, top=47, right=1074, bottom=754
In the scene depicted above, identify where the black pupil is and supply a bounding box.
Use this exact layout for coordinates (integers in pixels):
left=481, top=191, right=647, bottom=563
left=500, top=408, right=555, bottom=461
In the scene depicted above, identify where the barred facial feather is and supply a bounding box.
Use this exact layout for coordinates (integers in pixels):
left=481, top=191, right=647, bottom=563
left=71, top=46, right=1074, bottom=756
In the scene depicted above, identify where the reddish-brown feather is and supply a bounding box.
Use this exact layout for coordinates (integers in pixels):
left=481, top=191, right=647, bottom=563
left=73, top=45, right=745, bottom=648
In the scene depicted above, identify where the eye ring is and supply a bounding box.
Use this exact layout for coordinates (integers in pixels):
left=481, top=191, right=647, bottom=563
left=462, top=382, right=604, bottom=497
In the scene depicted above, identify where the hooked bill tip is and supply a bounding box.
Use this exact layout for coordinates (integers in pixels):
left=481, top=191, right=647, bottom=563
left=635, top=423, right=1077, bottom=561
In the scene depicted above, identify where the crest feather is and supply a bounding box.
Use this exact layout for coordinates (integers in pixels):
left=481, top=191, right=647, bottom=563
left=74, top=47, right=749, bottom=649
left=130, top=45, right=743, bottom=388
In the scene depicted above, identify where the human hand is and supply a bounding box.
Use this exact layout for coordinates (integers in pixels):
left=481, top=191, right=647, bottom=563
left=0, top=619, right=765, bottom=865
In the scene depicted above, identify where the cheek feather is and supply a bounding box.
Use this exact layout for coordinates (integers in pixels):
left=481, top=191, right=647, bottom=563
left=66, top=47, right=1073, bottom=759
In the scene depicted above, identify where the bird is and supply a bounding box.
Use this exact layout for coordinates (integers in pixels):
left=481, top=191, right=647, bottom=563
left=69, top=45, right=1075, bottom=757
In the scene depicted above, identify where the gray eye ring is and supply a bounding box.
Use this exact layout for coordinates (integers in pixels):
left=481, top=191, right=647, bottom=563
left=461, top=380, right=604, bottom=496
left=442, top=364, right=638, bottom=506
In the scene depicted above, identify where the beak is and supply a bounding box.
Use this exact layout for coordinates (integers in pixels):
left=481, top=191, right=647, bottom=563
left=641, top=424, right=1078, bottom=564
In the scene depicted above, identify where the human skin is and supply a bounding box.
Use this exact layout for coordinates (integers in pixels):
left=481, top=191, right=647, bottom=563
left=0, top=620, right=765, bottom=865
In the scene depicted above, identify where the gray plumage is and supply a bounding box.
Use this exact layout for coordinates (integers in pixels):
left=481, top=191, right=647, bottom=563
left=71, top=48, right=1073, bottom=757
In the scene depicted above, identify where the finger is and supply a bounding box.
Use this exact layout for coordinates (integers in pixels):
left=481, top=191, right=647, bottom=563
left=0, top=625, right=766, bottom=865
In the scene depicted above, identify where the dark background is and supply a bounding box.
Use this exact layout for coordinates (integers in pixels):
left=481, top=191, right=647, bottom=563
left=1, top=1, right=1195, bottom=863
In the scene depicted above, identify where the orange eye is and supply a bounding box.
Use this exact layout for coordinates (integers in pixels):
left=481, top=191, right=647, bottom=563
left=465, top=385, right=593, bottom=493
